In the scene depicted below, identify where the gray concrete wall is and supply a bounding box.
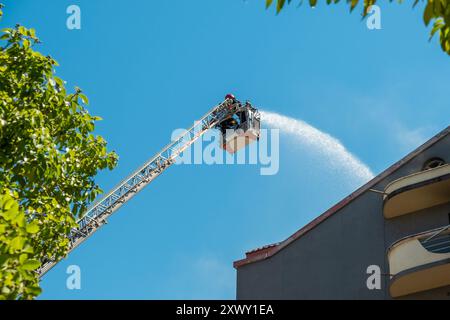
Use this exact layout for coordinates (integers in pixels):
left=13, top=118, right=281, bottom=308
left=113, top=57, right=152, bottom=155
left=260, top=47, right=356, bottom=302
left=236, top=133, right=450, bottom=300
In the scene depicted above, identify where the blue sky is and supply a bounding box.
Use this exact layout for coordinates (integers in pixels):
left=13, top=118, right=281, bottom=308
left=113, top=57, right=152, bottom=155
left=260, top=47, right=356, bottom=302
left=2, top=0, right=450, bottom=299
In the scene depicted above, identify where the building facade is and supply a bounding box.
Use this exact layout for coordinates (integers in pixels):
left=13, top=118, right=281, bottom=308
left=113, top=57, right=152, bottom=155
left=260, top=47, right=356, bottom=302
left=234, top=126, right=450, bottom=299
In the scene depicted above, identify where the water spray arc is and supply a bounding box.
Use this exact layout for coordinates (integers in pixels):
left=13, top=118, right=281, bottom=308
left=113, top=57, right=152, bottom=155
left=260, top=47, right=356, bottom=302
left=260, top=111, right=374, bottom=182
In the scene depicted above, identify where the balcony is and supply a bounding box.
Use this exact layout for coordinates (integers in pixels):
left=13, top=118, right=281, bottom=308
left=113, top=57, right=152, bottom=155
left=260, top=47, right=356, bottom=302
left=383, top=164, right=450, bottom=219
left=388, top=226, right=450, bottom=298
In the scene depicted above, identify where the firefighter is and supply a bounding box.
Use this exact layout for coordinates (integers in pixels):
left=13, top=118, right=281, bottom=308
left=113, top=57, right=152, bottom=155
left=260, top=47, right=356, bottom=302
left=225, top=93, right=236, bottom=102
left=219, top=116, right=238, bottom=135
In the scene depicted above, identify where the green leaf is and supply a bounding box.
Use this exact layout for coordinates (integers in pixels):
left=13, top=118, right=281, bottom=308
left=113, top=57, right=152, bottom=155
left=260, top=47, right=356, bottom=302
left=2, top=206, right=19, bottom=221
left=350, top=0, right=359, bottom=12
left=10, top=237, right=25, bottom=251
left=423, top=2, right=434, bottom=26
left=28, top=28, right=36, bottom=38
left=19, top=253, right=28, bottom=264
left=21, top=259, right=41, bottom=271
left=3, top=198, right=16, bottom=211
left=23, top=39, right=30, bottom=49
left=58, top=238, right=69, bottom=247
left=26, top=286, right=42, bottom=296
left=22, top=245, right=34, bottom=254
left=26, top=221, right=40, bottom=234
left=79, top=93, right=89, bottom=105
left=18, top=26, right=26, bottom=35
left=0, top=255, right=8, bottom=266
left=277, top=0, right=286, bottom=13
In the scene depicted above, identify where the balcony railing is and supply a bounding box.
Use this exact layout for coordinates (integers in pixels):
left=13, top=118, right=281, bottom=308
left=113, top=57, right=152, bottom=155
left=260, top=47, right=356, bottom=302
left=383, top=164, right=450, bottom=219
left=388, top=226, right=450, bottom=298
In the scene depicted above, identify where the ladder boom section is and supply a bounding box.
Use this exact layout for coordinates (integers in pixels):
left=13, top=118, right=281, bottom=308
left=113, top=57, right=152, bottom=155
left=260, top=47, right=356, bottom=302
left=38, top=97, right=237, bottom=276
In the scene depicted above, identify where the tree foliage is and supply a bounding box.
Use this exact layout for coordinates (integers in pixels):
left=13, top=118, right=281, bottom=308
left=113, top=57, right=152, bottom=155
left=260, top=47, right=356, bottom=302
left=265, top=0, right=450, bottom=55
left=0, top=5, right=118, bottom=299
left=0, top=191, right=41, bottom=299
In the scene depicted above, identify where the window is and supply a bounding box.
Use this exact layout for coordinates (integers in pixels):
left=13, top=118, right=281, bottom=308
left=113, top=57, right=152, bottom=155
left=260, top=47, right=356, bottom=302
left=422, top=157, right=446, bottom=171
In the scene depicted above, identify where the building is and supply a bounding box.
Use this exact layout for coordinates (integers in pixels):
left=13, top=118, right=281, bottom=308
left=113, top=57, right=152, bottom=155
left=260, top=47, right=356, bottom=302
left=234, top=126, right=450, bottom=299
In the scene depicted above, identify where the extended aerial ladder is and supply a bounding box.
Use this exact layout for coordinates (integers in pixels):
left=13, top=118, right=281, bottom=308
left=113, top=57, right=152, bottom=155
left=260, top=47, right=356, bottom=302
left=38, top=95, right=261, bottom=277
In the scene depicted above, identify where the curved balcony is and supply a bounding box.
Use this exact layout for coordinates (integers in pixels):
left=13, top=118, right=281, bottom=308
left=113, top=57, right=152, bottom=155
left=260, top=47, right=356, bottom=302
left=388, top=226, right=450, bottom=298
left=383, top=164, right=450, bottom=219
